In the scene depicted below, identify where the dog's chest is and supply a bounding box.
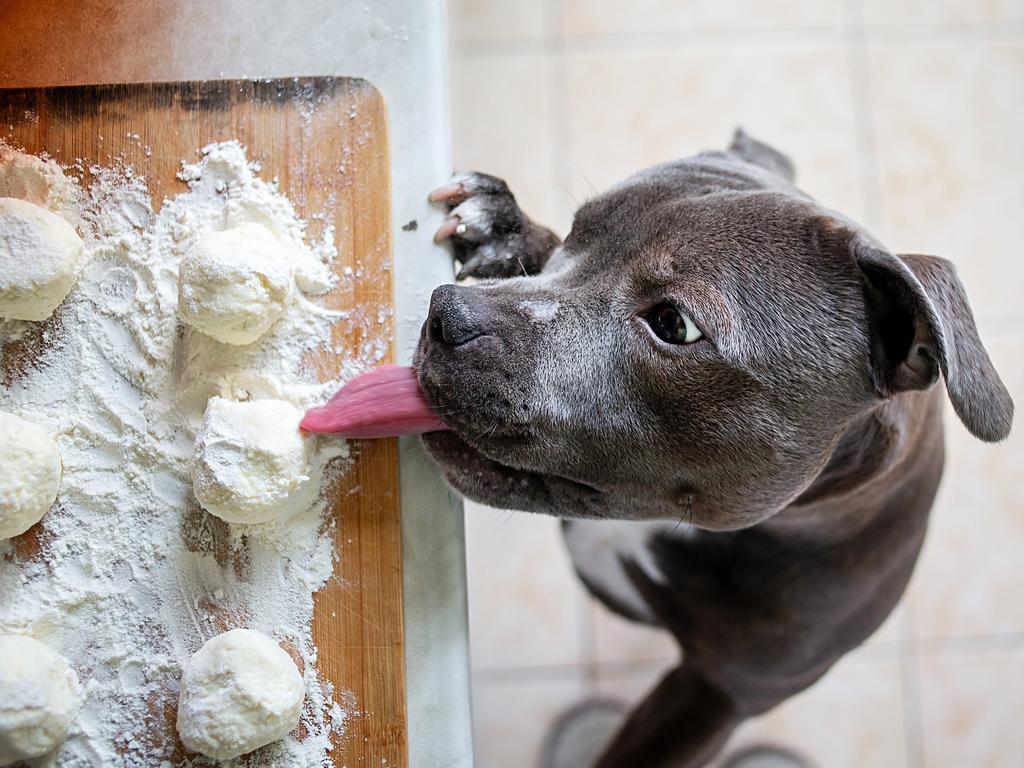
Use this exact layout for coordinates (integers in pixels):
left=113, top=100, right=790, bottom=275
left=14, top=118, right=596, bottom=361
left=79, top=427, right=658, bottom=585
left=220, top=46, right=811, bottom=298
left=563, top=519, right=690, bottom=622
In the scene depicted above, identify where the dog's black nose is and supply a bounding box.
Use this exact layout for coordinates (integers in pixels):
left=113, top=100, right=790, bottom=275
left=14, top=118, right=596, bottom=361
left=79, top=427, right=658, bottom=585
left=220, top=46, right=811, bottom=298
left=428, top=284, right=489, bottom=346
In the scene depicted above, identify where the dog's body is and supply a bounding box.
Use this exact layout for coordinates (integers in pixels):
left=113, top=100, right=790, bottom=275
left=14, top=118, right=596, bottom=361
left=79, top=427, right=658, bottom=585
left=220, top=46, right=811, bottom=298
left=417, top=132, right=1014, bottom=767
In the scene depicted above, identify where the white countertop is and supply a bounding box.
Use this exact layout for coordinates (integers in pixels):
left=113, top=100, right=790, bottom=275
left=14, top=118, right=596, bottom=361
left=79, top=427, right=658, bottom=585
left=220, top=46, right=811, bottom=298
left=0, top=2, right=472, bottom=766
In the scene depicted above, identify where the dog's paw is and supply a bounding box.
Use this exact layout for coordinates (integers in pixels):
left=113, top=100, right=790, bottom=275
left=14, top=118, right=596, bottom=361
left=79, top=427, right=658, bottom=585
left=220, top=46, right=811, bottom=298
left=429, top=171, right=554, bottom=280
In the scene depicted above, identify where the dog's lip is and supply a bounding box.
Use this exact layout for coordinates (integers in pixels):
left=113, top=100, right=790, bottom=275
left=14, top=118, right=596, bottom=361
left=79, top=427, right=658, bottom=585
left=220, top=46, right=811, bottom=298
left=421, top=429, right=605, bottom=497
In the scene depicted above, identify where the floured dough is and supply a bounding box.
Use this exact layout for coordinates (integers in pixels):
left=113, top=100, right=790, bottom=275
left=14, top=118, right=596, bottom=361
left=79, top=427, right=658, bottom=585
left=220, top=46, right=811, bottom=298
left=0, top=146, right=81, bottom=220
left=0, top=148, right=51, bottom=206
left=176, top=628, right=305, bottom=760
left=0, top=635, right=82, bottom=766
left=177, top=223, right=295, bottom=345
left=191, top=397, right=312, bottom=524
left=0, top=197, right=86, bottom=321
left=0, top=411, right=62, bottom=540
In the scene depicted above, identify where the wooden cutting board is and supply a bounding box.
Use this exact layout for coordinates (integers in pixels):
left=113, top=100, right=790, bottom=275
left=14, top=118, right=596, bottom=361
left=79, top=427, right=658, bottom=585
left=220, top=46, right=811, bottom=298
left=0, top=78, right=407, bottom=767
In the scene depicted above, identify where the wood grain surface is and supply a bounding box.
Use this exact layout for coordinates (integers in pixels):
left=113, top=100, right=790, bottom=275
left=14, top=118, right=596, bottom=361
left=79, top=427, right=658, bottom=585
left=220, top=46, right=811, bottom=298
left=0, top=78, right=407, bottom=767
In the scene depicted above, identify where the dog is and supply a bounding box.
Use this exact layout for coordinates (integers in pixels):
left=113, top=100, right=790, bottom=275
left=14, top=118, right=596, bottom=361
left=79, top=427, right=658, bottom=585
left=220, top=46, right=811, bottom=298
left=416, top=130, right=1014, bottom=768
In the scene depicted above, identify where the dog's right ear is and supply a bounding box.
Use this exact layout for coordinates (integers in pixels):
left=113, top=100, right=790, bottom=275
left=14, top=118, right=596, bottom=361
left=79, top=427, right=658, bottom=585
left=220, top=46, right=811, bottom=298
left=729, top=128, right=795, bottom=183
left=847, top=231, right=1013, bottom=442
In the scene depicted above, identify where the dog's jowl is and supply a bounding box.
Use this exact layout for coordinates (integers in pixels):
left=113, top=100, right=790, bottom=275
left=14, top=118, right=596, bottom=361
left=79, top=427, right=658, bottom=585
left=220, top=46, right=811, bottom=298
left=420, top=131, right=1014, bottom=768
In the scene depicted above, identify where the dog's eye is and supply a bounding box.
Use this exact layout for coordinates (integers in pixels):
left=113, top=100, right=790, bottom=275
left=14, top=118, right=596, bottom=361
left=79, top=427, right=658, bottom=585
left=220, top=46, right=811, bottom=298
left=645, top=303, right=703, bottom=345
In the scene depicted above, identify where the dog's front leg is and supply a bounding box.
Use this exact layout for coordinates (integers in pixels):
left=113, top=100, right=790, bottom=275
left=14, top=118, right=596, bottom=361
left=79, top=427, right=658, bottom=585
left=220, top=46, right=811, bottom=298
left=594, top=664, right=739, bottom=768
left=429, top=171, right=561, bottom=279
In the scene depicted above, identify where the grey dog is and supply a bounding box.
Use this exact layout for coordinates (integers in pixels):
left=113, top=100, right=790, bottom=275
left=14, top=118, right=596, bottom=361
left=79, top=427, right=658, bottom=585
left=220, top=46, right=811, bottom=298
left=416, top=130, right=1014, bottom=768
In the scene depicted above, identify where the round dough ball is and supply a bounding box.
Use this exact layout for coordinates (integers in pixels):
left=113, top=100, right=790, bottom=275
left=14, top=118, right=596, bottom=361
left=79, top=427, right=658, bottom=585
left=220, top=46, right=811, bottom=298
left=176, top=628, right=305, bottom=760
left=178, top=223, right=294, bottom=345
left=0, top=635, right=82, bottom=766
left=191, top=397, right=312, bottom=524
left=0, top=197, right=86, bottom=322
left=0, top=411, right=62, bottom=540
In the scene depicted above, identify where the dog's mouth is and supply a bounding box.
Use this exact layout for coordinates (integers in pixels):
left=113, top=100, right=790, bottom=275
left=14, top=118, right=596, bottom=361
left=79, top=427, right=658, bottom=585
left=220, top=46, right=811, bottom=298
left=415, top=373, right=606, bottom=506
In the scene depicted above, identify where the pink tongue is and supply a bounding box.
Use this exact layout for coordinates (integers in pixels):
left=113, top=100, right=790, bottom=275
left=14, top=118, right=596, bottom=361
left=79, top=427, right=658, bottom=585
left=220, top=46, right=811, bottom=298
left=300, top=364, right=450, bottom=438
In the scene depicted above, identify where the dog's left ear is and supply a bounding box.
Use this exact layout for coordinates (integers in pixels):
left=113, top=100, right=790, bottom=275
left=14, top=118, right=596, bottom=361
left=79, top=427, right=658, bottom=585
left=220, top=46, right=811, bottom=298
left=850, top=235, right=1013, bottom=442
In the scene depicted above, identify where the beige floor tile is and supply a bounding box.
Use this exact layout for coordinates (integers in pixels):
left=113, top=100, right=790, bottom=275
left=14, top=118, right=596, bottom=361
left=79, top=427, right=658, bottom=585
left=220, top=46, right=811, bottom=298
left=917, top=648, right=1024, bottom=768
left=720, top=651, right=908, bottom=767
left=590, top=598, right=680, bottom=666
left=465, top=503, right=591, bottom=670
left=563, top=46, right=866, bottom=225
left=561, top=0, right=844, bottom=36
left=451, top=51, right=573, bottom=235
left=472, top=672, right=586, bottom=768
left=861, top=0, right=1024, bottom=26
left=867, top=41, right=1024, bottom=321
left=449, top=0, right=547, bottom=43
left=908, top=335, right=1024, bottom=639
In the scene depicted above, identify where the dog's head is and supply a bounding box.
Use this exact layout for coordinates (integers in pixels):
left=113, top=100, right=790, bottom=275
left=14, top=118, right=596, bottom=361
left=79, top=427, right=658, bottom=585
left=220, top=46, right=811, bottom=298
left=415, top=133, right=1013, bottom=530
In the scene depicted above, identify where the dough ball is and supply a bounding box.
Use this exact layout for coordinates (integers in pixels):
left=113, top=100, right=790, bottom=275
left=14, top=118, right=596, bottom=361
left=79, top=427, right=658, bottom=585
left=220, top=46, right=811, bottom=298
left=0, top=148, right=50, bottom=206
left=178, top=223, right=294, bottom=345
left=0, top=197, right=86, bottom=322
left=191, top=397, right=312, bottom=524
left=0, top=635, right=82, bottom=766
left=176, top=628, right=305, bottom=760
left=0, top=411, right=62, bottom=540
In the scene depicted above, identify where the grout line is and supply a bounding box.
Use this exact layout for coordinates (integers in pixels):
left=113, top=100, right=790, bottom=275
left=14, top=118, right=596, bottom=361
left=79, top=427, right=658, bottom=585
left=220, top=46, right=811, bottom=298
left=911, top=633, right=1024, bottom=656
left=842, top=0, right=886, bottom=236
left=858, top=21, right=1024, bottom=44
left=577, top=600, right=600, bottom=694
left=900, top=647, right=926, bottom=768
left=565, top=28, right=848, bottom=54
left=544, top=0, right=580, bottom=233
left=596, top=657, right=679, bottom=677
left=456, top=28, right=847, bottom=58
left=474, top=662, right=590, bottom=684
left=899, top=521, right=927, bottom=768
left=452, top=22, right=1024, bottom=59
left=852, top=638, right=905, bottom=660
left=453, top=38, right=551, bottom=57
left=473, top=656, right=674, bottom=685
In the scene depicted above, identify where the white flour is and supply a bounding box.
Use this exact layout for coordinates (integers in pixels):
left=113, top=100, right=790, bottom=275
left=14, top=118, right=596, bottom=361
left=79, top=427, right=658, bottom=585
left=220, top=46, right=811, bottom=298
left=0, top=141, right=381, bottom=766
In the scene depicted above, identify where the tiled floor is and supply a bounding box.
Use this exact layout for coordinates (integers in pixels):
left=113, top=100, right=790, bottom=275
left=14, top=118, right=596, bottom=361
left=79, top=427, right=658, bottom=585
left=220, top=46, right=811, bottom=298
left=449, top=2, right=1024, bottom=766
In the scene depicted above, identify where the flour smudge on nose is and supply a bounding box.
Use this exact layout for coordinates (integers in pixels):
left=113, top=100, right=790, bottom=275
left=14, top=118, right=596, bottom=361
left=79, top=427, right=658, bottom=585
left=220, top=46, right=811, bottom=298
left=518, top=299, right=560, bottom=323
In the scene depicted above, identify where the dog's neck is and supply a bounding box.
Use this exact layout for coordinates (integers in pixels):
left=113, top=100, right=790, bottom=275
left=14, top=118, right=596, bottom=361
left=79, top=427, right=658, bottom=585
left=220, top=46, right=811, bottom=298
left=762, top=387, right=944, bottom=541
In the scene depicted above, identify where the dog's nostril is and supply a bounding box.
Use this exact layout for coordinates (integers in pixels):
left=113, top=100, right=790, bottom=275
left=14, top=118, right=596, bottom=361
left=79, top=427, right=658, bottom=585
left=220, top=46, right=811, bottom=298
left=428, top=284, right=488, bottom=347
left=441, top=316, right=481, bottom=346
left=429, top=312, right=445, bottom=343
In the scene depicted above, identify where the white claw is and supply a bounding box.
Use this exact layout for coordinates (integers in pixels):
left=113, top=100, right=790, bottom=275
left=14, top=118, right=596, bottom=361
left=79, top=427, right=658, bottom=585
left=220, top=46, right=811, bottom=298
left=428, top=178, right=469, bottom=203
left=433, top=216, right=462, bottom=243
